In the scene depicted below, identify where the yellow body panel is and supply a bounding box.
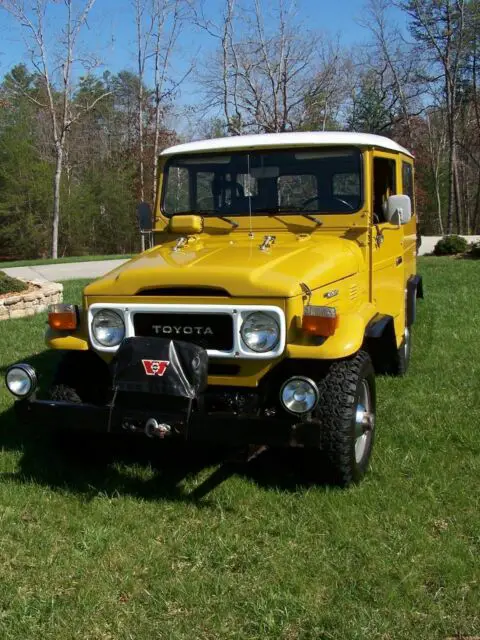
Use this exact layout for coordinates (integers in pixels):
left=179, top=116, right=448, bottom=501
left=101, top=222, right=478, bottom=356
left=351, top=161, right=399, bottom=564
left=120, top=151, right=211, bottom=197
left=48, top=141, right=417, bottom=387
left=46, top=329, right=89, bottom=351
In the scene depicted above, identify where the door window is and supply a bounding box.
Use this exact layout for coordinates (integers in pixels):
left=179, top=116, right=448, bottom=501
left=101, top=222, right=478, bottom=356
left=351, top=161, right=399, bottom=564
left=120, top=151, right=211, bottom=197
left=402, top=162, right=415, bottom=215
left=373, top=158, right=396, bottom=222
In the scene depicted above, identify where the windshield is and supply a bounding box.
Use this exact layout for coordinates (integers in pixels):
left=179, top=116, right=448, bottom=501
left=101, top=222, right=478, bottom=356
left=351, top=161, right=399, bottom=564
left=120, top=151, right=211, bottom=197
left=162, top=148, right=363, bottom=217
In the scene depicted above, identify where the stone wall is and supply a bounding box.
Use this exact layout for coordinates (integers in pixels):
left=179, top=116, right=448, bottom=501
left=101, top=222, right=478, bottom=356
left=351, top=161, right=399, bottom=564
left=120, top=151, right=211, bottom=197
left=0, top=280, right=63, bottom=321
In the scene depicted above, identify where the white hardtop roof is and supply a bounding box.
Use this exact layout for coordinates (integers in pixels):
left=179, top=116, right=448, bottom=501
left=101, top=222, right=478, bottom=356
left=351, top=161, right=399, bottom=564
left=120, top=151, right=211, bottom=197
left=161, top=131, right=413, bottom=158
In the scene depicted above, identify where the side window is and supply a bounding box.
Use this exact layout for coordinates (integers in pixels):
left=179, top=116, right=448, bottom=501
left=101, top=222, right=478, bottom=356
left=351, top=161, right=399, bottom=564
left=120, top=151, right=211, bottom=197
left=278, top=174, right=317, bottom=208
left=402, top=162, right=415, bottom=214
left=373, top=157, right=396, bottom=221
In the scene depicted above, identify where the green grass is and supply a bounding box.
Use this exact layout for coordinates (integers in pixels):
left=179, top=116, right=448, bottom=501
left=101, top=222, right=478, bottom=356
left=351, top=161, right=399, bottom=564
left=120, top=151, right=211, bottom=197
left=0, top=259, right=479, bottom=640
left=0, top=254, right=132, bottom=268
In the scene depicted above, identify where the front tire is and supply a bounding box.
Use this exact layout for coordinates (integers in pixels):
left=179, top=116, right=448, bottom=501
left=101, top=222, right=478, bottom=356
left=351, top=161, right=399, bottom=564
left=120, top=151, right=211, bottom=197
left=309, top=350, right=376, bottom=487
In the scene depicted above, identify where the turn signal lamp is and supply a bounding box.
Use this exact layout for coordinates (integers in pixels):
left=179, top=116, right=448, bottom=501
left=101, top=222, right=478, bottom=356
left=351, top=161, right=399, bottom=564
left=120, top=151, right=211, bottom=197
left=48, top=304, right=78, bottom=330
left=302, top=305, right=338, bottom=337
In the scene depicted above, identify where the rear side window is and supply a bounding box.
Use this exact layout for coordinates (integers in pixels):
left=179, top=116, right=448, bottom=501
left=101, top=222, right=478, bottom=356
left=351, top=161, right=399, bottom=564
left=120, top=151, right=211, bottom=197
left=402, top=162, right=414, bottom=213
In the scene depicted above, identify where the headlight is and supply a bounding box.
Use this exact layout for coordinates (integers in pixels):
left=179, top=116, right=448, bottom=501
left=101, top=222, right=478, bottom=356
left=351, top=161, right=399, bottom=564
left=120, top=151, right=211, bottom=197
left=240, top=311, right=280, bottom=352
left=92, top=309, right=125, bottom=347
left=5, top=364, right=38, bottom=398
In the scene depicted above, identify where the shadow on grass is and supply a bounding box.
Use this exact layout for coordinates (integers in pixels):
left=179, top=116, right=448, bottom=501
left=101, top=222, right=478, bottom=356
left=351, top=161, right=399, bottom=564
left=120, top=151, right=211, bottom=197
left=1, top=352, right=320, bottom=505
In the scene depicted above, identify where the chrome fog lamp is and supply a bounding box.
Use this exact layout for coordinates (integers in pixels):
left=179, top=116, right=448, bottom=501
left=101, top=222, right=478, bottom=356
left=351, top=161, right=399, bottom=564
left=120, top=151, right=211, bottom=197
left=240, top=311, right=280, bottom=352
left=92, top=309, right=125, bottom=347
left=5, top=364, right=38, bottom=398
left=280, top=376, right=319, bottom=415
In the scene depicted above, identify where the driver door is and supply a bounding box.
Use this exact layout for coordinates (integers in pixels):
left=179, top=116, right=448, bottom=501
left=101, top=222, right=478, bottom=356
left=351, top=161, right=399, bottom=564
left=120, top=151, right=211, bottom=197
left=371, top=152, right=405, bottom=339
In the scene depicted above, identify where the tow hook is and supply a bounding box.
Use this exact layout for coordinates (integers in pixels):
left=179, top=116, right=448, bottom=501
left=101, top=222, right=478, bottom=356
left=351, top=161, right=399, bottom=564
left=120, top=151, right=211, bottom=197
left=144, top=418, right=172, bottom=439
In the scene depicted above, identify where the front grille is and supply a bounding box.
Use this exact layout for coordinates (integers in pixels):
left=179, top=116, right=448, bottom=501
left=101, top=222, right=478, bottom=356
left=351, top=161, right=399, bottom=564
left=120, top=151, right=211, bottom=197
left=132, top=312, right=234, bottom=351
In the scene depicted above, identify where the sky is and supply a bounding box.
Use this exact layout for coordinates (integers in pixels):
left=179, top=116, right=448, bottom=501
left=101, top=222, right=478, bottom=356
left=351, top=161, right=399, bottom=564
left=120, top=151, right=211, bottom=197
left=0, top=0, right=406, bottom=131
left=0, top=0, right=405, bottom=73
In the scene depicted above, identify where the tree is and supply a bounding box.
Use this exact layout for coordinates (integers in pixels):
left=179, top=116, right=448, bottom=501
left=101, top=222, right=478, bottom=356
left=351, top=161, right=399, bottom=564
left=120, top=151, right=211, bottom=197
left=398, top=0, right=467, bottom=233
left=0, top=66, right=51, bottom=258
left=358, top=0, right=425, bottom=147
left=0, top=0, right=110, bottom=258
left=195, top=0, right=340, bottom=133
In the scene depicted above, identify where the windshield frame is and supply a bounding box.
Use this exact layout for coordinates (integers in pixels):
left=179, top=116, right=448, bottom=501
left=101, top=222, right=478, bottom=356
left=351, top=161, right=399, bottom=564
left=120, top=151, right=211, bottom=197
left=160, top=146, right=365, bottom=218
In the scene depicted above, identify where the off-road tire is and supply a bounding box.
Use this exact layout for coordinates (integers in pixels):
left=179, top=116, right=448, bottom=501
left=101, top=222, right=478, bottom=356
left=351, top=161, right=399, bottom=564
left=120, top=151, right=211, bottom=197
left=310, top=350, right=376, bottom=487
left=48, top=351, right=110, bottom=405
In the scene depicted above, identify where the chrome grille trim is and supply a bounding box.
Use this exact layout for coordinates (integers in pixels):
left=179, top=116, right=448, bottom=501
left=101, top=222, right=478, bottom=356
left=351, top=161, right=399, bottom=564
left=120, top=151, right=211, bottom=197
left=88, top=303, right=286, bottom=360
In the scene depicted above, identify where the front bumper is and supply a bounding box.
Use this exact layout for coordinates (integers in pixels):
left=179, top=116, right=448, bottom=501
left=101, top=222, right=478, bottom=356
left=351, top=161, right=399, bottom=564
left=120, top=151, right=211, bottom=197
left=9, top=337, right=322, bottom=447
left=15, top=397, right=319, bottom=447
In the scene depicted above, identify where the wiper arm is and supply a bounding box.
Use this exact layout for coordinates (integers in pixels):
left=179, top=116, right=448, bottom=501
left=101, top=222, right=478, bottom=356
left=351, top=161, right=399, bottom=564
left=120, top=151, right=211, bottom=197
left=252, top=206, right=322, bottom=226
left=301, top=213, right=323, bottom=226
left=173, top=210, right=238, bottom=229
left=213, top=215, right=238, bottom=229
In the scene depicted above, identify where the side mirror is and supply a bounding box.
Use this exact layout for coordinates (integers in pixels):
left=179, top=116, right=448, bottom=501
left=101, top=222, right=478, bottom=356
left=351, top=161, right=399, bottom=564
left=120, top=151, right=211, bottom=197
left=136, top=202, right=153, bottom=232
left=386, top=195, right=412, bottom=225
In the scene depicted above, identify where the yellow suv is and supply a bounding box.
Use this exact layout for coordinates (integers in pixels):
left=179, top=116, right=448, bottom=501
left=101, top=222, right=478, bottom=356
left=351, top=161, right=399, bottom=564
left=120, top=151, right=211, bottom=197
left=6, top=132, right=423, bottom=486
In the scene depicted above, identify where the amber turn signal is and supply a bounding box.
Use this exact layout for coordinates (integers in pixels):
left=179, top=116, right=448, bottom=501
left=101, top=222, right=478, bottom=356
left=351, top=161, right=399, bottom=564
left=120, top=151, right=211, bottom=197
left=302, top=305, right=338, bottom=337
left=48, top=304, right=78, bottom=330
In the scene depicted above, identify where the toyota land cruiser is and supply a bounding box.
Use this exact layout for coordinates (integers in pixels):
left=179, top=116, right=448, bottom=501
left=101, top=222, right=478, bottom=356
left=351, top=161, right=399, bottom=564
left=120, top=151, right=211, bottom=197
left=6, top=132, right=423, bottom=486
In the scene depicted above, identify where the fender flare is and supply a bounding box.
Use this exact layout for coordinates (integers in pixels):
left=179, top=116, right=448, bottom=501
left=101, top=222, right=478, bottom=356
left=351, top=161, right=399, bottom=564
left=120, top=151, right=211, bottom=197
left=364, top=313, right=397, bottom=373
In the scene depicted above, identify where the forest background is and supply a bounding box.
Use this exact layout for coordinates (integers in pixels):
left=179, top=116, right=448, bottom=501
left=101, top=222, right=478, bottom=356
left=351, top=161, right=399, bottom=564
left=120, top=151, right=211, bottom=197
left=0, top=0, right=479, bottom=260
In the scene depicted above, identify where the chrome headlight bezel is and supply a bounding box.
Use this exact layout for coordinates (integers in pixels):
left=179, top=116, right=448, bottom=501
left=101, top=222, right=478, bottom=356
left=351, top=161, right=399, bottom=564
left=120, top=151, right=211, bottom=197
left=91, top=309, right=125, bottom=347
left=240, top=311, right=280, bottom=353
left=5, top=364, right=38, bottom=398
left=280, top=376, right=319, bottom=415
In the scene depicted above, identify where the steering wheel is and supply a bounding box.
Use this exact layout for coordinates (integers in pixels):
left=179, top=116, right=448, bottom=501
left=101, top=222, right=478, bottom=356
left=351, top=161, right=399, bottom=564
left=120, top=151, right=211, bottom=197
left=300, top=196, right=355, bottom=211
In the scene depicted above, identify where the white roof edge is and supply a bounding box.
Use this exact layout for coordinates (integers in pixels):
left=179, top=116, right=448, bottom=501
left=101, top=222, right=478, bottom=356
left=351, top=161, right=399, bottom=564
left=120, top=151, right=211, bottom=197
left=161, top=132, right=413, bottom=158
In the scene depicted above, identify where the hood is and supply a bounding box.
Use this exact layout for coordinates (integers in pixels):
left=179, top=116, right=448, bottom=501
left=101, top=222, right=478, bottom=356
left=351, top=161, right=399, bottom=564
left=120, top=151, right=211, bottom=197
left=85, top=233, right=363, bottom=298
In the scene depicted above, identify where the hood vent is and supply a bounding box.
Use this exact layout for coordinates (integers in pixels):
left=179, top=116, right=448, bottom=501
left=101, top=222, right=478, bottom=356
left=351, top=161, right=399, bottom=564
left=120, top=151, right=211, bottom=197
left=136, top=286, right=231, bottom=297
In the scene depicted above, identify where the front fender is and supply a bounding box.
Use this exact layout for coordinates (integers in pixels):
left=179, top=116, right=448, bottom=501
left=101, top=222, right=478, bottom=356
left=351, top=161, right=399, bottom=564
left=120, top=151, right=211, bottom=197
left=286, top=303, right=376, bottom=360
left=45, top=326, right=89, bottom=351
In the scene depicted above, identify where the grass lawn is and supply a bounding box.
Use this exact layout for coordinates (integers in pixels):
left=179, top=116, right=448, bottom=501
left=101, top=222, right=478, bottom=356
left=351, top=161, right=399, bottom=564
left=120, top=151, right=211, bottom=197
left=0, top=254, right=132, bottom=269
left=0, top=258, right=479, bottom=639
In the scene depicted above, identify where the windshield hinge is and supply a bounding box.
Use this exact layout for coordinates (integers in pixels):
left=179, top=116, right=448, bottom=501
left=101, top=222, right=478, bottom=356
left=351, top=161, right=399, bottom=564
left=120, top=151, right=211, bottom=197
left=300, top=282, right=312, bottom=304
left=260, top=235, right=276, bottom=251
left=172, top=236, right=188, bottom=252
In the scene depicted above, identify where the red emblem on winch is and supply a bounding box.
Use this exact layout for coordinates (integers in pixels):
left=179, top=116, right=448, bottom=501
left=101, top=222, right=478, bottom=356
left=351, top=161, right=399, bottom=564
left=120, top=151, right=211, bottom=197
left=142, top=359, right=170, bottom=376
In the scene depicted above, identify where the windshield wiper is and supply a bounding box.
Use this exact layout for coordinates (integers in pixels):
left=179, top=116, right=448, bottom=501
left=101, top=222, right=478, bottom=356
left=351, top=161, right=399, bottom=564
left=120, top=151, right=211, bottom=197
left=252, top=207, right=323, bottom=226
left=173, top=210, right=238, bottom=229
